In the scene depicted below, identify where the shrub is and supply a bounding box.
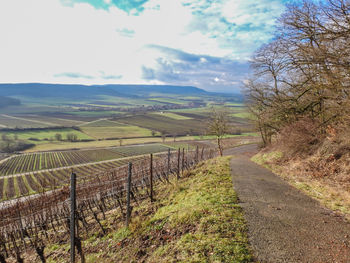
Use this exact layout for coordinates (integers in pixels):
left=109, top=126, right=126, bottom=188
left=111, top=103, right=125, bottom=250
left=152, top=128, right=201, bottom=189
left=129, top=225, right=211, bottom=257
left=276, top=118, right=323, bottom=158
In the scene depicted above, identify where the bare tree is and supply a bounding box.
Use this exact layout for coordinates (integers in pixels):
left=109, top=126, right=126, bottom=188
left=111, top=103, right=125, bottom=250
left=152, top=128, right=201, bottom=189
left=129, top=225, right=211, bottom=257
left=207, top=107, right=231, bottom=156
left=54, top=133, right=62, bottom=141
left=245, top=0, right=350, bottom=147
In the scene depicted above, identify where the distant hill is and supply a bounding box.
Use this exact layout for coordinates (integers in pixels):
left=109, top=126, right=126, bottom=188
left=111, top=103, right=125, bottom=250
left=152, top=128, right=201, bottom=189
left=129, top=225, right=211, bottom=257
left=0, top=83, right=208, bottom=99
left=0, top=96, right=21, bottom=108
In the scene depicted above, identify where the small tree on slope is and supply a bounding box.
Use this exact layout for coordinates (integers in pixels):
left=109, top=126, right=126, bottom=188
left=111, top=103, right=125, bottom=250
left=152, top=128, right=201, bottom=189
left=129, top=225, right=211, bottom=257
left=208, top=107, right=231, bottom=156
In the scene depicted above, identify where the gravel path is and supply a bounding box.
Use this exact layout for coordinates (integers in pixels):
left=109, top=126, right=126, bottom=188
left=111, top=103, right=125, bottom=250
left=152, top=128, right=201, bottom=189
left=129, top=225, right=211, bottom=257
left=227, top=145, right=350, bottom=263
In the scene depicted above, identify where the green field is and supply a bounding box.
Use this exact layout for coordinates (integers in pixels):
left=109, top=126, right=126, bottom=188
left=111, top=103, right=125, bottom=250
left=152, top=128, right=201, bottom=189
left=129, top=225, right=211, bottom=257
left=148, top=98, right=187, bottom=105
left=167, top=107, right=213, bottom=115
left=0, top=128, right=92, bottom=143
left=151, top=112, right=192, bottom=120
left=225, top=102, right=245, bottom=106
left=0, top=114, right=54, bottom=128
left=81, top=119, right=123, bottom=127
left=95, top=95, right=166, bottom=106
left=80, top=125, right=155, bottom=139
left=230, top=112, right=254, bottom=119
left=65, top=110, right=123, bottom=117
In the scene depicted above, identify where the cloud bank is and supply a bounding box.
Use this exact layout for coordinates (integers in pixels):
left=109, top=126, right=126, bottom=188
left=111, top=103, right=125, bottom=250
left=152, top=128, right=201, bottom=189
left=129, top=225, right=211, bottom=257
left=0, top=0, right=285, bottom=92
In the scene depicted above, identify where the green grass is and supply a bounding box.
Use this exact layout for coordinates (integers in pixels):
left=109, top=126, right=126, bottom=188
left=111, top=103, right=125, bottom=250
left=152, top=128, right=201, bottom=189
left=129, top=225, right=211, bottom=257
left=144, top=156, right=253, bottom=261
left=80, top=119, right=124, bottom=127
left=52, top=157, right=253, bottom=262
left=152, top=112, right=193, bottom=120
left=95, top=95, right=165, bottom=106
left=65, top=111, right=122, bottom=117
left=192, top=133, right=259, bottom=140
left=251, top=151, right=283, bottom=170
left=168, top=107, right=212, bottom=114
left=148, top=98, right=187, bottom=105
left=230, top=112, right=254, bottom=119
left=0, top=128, right=92, bottom=144
left=225, top=102, right=245, bottom=107
left=80, top=125, right=155, bottom=139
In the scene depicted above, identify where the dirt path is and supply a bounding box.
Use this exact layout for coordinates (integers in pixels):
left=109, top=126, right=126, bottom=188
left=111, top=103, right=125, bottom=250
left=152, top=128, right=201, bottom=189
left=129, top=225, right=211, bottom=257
left=226, top=145, right=350, bottom=263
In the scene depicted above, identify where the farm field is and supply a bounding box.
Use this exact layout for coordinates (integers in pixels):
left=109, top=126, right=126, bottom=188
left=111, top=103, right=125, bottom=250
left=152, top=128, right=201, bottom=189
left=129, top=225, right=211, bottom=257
left=148, top=97, right=187, bottom=105
left=12, top=114, right=87, bottom=126
left=0, top=114, right=51, bottom=129
left=230, top=112, right=254, bottom=119
left=151, top=112, right=193, bottom=120
left=65, top=110, right=123, bottom=117
left=0, top=144, right=172, bottom=176
left=23, top=132, right=257, bottom=152
left=166, top=106, right=213, bottom=114
left=0, top=128, right=92, bottom=144
left=115, top=113, right=207, bottom=135
left=80, top=119, right=120, bottom=127
left=23, top=136, right=186, bottom=152
left=80, top=120, right=154, bottom=139
left=94, top=95, right=166, bottom=106
left=225, top=102, right=245, bottom=107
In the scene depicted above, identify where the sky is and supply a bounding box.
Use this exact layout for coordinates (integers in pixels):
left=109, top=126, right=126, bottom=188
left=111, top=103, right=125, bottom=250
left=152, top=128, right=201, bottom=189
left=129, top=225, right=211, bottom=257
left=0, top=0, right=286, bottom=93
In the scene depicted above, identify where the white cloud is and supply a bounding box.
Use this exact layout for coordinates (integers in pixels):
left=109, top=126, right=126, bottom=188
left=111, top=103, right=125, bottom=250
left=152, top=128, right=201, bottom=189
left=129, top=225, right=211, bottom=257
left=0, top=0, right=284, bottom=91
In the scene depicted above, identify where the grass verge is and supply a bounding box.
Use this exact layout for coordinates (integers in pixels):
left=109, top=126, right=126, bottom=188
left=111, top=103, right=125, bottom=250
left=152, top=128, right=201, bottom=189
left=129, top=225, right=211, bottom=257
left=47, top=157, right=253, bottom=262
left=252, top=151, right=350, bottom=219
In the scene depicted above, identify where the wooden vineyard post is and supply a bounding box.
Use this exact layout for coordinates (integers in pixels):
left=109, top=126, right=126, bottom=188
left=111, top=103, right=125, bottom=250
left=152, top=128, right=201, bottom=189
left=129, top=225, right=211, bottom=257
left=177, top=148, right=180, bottom=180
left=201, top=147, right=204, bottom=160
left=126, top=163, right=132, bottom=227
left=196, top=146, right=199, bottom=163
left=150, top=153, right=154, bottom=202
left=182, top=148, right=185, bottom=175
left=70, top=172, right=77, bottom=263
left=167, top=148, right=171, bottom=175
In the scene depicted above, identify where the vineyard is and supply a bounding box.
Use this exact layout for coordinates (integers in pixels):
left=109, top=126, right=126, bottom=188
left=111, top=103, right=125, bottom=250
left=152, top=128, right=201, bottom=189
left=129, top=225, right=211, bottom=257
left=0, top=147, right=215, bottom=263
left=0, top=144, right=173, bottom=201
left=0, top=155, right=146, bottom=200
left=0, top=144, right=172, bottom=176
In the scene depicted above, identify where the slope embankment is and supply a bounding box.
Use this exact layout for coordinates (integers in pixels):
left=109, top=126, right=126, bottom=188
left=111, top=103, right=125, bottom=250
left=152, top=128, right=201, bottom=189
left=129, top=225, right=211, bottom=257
left=38, top=156, right=253, bottom=263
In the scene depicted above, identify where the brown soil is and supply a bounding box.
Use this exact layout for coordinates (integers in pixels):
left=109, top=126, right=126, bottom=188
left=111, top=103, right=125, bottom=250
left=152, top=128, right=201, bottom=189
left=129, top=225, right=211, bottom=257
left=226, top=145, right=350, bottom=263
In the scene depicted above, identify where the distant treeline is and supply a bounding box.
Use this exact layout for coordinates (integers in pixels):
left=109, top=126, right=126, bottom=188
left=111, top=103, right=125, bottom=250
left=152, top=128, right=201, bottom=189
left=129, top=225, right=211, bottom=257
left=0, top=126, right=80, bottom=132
left=0, top=96, right=21, bottom=108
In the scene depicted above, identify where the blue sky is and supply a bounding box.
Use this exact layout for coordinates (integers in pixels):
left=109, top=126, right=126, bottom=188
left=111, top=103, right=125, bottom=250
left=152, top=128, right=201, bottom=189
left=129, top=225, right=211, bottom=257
left=0, top=0, right=286, bottom=92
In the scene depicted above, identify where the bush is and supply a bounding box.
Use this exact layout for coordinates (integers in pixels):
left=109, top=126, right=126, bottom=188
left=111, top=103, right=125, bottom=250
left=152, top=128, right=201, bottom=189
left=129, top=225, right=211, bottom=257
left=276, top=118, right=323, bottom=158
left=28, top=137, right=40, bottom=141
left=0, top=140, right=34, bottom=153
left=66, top=133, right=78, bottom=142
